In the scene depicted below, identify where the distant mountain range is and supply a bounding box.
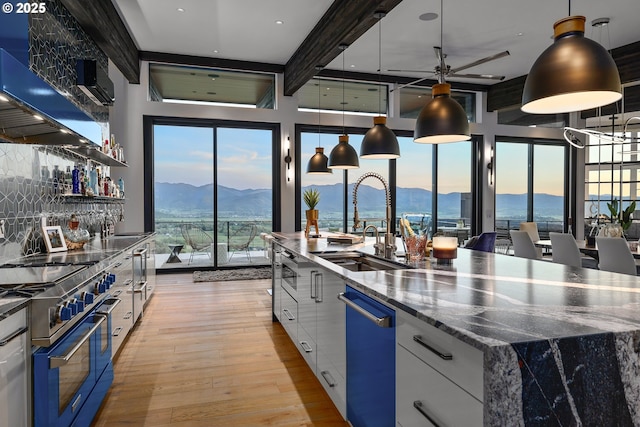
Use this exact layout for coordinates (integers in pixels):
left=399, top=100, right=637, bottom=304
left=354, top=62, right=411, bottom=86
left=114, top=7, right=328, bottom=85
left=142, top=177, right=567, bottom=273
left=155, top=182, right=564, bottom=220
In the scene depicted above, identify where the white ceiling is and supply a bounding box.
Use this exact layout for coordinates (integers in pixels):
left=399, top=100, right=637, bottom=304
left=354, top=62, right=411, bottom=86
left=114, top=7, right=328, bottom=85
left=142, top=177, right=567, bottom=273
left=112, top=0, right=640, bottom=89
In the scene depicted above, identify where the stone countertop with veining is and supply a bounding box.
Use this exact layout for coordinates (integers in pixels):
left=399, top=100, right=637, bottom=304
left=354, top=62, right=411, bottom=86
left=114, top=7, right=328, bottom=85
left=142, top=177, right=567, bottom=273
left=272, top=232, right=640, bottom=425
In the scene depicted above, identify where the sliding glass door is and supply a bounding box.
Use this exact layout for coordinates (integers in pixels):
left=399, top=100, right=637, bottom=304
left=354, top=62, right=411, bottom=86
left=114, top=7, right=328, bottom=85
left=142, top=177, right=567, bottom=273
left=151, top=119, right=275, bottom=270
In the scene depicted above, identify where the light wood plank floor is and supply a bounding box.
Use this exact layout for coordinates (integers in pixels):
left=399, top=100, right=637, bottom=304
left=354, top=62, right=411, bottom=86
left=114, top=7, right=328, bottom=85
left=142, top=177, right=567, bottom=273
left=92, top=273, right=350, bottom=426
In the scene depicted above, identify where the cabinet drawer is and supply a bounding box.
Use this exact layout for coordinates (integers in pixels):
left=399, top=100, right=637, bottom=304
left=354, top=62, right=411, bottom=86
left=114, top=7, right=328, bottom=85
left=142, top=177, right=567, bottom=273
left=397, top=346, right=483, bottom=427
left=296, top=323, right=316, bottom=371
left=397, top=311, right=483, bottom=401
left=280, top=287, right=298, bottom=342
left=317, top=349, right=347, bottom=418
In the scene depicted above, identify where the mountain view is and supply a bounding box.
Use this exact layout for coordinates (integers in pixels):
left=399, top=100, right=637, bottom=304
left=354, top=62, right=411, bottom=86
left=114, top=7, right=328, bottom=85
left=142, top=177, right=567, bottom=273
left=155, top=182, right=564, bottom=221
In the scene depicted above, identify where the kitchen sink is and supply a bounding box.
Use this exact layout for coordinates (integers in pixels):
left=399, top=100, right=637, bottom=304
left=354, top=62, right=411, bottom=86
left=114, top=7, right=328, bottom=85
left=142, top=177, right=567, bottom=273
left=313, top=251, right=411, bottom=272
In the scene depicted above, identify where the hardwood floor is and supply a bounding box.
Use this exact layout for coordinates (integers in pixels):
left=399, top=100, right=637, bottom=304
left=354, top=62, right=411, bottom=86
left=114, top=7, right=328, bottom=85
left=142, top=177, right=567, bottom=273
left=92, top=273, right=350, bottom=426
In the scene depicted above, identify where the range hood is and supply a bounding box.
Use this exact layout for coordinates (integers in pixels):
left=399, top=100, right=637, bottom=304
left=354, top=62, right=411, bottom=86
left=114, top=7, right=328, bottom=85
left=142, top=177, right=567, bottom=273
left=0, top=48, right=103, bottom=147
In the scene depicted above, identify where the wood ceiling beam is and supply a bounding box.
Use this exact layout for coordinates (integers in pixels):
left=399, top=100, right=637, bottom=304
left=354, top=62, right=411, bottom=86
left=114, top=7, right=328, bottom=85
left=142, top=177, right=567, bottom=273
left=284, top=0, right=404, bottom=97
left=487, top=40, right=640, bottom=114
left=60, top=0, right=140, bottom=84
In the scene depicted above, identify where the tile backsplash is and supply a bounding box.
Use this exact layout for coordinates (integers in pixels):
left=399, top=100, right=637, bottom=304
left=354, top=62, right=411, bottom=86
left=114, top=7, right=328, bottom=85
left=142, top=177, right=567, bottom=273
left=0, top=143, right=123, bottom=264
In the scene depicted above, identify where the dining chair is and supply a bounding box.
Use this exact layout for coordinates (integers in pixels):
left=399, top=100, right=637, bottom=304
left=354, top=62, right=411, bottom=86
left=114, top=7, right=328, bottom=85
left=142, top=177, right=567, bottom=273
left=464, top=232, right=497, bottom=253
left=519, top=222, right=543, bottom=257
left=549, top=232, right=582, bottom=268
left=510, top=230, right=540, bottom=260
left=595, top=237, right=637, bottom=276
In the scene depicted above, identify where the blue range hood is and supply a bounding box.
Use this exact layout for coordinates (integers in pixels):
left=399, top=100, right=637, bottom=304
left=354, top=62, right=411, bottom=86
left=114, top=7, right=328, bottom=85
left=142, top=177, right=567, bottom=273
left=0, top=48, right=103, bottom=146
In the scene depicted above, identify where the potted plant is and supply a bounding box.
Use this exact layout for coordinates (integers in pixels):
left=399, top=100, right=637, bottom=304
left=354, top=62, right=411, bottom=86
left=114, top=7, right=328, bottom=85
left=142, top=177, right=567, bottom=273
left=603, top=198, right=636, bottom=237
left=303, top=188, right=320, bottom=221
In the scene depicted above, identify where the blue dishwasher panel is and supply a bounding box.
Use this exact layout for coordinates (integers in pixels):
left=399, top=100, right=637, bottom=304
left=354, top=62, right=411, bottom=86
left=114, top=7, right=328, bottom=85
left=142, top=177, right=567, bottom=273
left=345, top=285, right=395, bottom=427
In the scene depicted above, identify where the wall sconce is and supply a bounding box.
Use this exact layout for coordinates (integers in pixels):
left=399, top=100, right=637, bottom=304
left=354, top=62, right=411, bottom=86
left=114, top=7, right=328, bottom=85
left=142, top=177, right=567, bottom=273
left=284, top=136, right=292, bottom=182
left=487, top=146, right=494, bottom=186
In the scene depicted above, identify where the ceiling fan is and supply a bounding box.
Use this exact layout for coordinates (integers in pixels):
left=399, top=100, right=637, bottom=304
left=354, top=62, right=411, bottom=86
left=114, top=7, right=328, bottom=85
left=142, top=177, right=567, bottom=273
left=389, top=46, right=510, bottom=91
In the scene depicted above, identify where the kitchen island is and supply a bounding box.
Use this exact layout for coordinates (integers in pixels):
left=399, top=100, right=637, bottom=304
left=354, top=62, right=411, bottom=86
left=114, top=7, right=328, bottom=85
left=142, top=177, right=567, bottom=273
left=272, top=232, right=640, bottom=426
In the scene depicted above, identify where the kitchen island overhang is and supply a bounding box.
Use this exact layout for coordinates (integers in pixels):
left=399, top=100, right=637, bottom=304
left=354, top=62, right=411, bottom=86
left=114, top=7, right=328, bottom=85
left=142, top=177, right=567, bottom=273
left=272, top=232, right=640, bottom=426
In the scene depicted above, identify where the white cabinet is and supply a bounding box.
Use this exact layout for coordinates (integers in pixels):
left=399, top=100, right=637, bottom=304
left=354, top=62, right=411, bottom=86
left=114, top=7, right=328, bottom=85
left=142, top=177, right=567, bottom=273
left=396, top=311, right=484, bottom=426
left=297, top=264, right=346, bottom=418
left=315, top=269, right=346, bottom=417
left=272, top=244, right=282, bottom=321
left=109, top=255, right=134, bottom=357
left=0, top=308, right=30, bottom=427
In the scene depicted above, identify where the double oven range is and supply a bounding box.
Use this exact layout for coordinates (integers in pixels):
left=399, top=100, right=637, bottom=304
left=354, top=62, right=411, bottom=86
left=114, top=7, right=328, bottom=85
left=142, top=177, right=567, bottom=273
left=0, top=249, right=124, bottom=426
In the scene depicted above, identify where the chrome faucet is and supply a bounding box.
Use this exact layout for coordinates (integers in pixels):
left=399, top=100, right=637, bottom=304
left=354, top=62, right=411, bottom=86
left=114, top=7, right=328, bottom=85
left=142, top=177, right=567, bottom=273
left=353, top=172, right=395, bottom=259
left=363, top=224, right=383, bottom=256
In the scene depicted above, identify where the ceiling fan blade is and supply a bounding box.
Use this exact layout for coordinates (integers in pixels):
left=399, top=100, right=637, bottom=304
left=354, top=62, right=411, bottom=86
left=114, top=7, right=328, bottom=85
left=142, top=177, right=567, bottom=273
left=387, top=69, right=432, bottom=73
left=450, top=50, right=510, bottom=74
left=390, top=76, right=433, bottom=92
left=448, top=72, right=505, bottom=81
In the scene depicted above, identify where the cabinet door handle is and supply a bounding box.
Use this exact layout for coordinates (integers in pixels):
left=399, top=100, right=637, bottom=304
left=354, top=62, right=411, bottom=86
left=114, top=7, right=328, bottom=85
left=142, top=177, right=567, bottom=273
left=282, top=308, right=295, bottom=321
left=337, top=292, right=391, bottom=328
left=315, top=272, right=323, bottom=303
left=123, top=311, right=132, bottom=320
left=112, top=327, right=123, bottom=337
left=299, top=341, right=313, bottom=353
left=413, top=400, right=441, bottom=427
left=310, top=270, right=317, bottom=299
left=0, top=326, right=28, bottom=346
left=320, top=370, right=336, bottom=387
left=413, top=335, right=453, bottom=361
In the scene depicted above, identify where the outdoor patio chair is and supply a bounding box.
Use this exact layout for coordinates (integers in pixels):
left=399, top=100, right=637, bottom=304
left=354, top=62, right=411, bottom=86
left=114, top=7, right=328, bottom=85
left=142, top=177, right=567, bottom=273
left=228, top=223, right=258, bottom=262
left=180, top=223, right=214, bottom=265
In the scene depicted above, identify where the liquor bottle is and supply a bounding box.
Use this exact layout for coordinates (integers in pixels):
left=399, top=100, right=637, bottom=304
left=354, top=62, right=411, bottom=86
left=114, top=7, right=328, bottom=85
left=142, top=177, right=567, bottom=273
left=71, top=164, right=80, bottom=194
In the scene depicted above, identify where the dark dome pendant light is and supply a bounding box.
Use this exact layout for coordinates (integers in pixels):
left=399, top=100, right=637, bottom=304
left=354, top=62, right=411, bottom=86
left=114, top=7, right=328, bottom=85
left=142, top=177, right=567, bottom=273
left=360, top=11, right=400, bottom=159
left=413, top=0, right=470, bottom=144
left=306, top=72, right=332, bottom=174
left=521, top=9, right=621, bottom=114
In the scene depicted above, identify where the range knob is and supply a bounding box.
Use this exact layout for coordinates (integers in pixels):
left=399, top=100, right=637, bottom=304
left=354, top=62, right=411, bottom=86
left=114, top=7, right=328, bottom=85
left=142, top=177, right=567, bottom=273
left=68, top=298, right=78, bottom=315
left=56, top=304, right=72, bottom=322
left=82, top=291, right=94, bottom=305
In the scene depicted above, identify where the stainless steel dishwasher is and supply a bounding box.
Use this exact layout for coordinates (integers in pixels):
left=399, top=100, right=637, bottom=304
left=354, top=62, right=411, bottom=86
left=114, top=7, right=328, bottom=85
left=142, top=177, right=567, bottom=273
left=338, top=285, right=395, bottom=427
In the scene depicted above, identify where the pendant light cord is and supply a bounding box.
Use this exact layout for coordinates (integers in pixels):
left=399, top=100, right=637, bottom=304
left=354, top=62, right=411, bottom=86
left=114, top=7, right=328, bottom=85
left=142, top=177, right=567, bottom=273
left=342, top=48, right=346, bottom=134
left=378, top=15, right=382, bottom=116
left=439, top=0, right=444, bottom=83
left=318, top=76, right=321, bottom=148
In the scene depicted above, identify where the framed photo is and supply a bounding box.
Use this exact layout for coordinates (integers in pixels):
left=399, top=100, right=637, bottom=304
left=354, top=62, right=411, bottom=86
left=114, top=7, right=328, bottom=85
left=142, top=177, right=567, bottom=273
left=42, top=225, right=67, bottom=253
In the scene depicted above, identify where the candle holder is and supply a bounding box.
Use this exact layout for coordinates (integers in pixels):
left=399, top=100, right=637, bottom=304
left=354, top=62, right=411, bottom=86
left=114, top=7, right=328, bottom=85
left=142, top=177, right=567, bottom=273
left=432, top=236, right=457, bottom=264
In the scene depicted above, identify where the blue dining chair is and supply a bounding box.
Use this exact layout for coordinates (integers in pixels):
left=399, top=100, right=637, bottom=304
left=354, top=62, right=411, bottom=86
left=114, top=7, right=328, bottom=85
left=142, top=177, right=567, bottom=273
left=465, top=232, right=497, bottom=253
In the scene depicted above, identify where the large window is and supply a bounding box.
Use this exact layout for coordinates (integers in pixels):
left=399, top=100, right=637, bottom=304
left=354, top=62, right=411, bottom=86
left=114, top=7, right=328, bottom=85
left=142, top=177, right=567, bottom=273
left=495, top=139, right=566, bottom=238
left=299, top=126, right=389, bottom=233
left=149, top=118, right=277, bottom=269
left=584, top=127, right=640, bottom=238
left=149, top=63, right=276, bottom=109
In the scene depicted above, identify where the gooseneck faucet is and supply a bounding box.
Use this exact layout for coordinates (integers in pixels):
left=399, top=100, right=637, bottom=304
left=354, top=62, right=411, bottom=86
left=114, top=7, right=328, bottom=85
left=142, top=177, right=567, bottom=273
left=352, top=172, right=395, bottom=259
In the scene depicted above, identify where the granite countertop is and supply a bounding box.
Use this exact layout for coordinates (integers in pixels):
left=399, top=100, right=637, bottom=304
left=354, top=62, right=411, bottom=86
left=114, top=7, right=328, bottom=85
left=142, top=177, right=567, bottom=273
left=272, top=232, right=640, bottom=424
left=273, top=232, right=640, bottom=351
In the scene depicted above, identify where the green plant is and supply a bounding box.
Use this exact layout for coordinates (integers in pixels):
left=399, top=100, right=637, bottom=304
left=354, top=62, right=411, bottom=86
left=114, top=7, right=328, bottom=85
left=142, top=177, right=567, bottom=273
left=607, top=198, right=636, bottom=231
left=303, top=188, right=320, bottom=210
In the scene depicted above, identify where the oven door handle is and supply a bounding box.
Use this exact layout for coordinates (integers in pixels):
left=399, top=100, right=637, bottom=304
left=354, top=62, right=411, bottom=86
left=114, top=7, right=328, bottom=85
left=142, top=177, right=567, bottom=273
left=96, top=298, right=121, bottom=316
left=49, top=316, right=106, bottom=369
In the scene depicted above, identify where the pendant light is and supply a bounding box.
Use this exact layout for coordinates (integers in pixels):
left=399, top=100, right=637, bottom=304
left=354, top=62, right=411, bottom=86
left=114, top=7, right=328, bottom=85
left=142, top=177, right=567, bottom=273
left=360, top=11, right=400, bottom=159
left=307, top=74, right=332, bottom=174
left=329, top=44, right=360, bottom=169
left=521, top=1, right=621, bottom=114
left=414, top=0, right=470, bottom=144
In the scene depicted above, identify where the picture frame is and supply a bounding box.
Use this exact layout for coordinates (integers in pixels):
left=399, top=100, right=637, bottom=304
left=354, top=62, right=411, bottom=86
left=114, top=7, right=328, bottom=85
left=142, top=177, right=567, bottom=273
left=42, top=225, right=67, bottom=253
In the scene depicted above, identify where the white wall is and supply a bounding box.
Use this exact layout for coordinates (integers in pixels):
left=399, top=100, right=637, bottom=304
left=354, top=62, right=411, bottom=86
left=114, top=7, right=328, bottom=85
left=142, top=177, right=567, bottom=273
left=109, top=61, right=565, bottom=234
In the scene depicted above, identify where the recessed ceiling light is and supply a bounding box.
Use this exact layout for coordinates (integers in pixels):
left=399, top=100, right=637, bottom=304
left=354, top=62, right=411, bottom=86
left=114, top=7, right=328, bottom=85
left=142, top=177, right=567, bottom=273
left=350, top=64, right=355, bottom=68
left=213, top=50, right=219, bottom=54
left=208, top=73, right=220, bottom=80
left=177, top=8, right=185, bottom=12
left=517, top=32, right=524, bottom=37
left=275, top=20, right=284, bottom=25
left=419, top=12, right=438, bottom=21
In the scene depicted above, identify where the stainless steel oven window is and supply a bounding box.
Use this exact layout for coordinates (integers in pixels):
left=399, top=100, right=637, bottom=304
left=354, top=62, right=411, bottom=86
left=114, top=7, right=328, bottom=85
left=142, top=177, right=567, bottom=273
left=58, top=338, right=91, bottom=414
